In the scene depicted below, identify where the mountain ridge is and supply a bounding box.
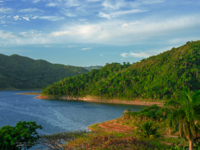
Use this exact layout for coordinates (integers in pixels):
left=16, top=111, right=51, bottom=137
left=0, top=54, right=88, bottom=89
left=42, top=40, right=200, bottom=101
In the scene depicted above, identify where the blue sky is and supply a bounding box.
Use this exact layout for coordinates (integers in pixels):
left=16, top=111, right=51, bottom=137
left=0, top=0, right=200, bottom=66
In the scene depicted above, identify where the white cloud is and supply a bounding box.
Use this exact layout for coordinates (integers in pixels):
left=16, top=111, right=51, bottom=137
left=32, top=16, right=37, bottom=19
left=0, top=7, right=13, bottom=13
left=38, top=16, right=65, bottom=21
left=46, top=3, right=59, bottom=7
left=98, top=9, right=147, bottom=19
left=98, top=12, right=111, bottom=19
left=44, top=15, right=200, bottom=45
left=0, top=30, right=15, bottom=39
left=120, top=46, right=176, bottom=58
left=87, top=0, right=101, bottom=2
left=19, top=30, right=42, bottom=38
left=18, top=8, right=44, bottom=13
left=100, top=54, right=104, bottom=57
left=1, top=13, right=200, bottom=47
left=65, top=0, right=80, bottom=7
left=13, top=15, right=21, bottom=20
left=81, top=47, right=92, bottom=50
left=33, top=0, right=40, bottom=3
left=142, top=0, right=165, bottom=4
left=68, top=45, right=77, bottom=47
left=112, top=9, right=147, bottom=16
left=62, top=12, right=76, bottom=17
left=169, top=37, right=200, bottom=44
left=121, top=21, right=139, bottom=27
left=22, top=17, right=30, bottom=21
left=120, top=51, right=150, bottom=58
left=51, top=31, right=71, bottom=36
left=1, top=21, right=5, bottom=24
left=79, top=18, right=87, bottom=21
left=102, top=0, right=125, bottom=10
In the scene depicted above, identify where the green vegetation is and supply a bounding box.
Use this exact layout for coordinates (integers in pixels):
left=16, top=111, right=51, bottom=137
left=42, top=62, right=131, bottom=96
left=135, top=121, right=161, bottom=140
left=167, top=89, right=200, bottom=150
left=37, top=89, right=200, bottom=149
left=84, top=65, right=102, bottom=71
left=2, top=89, right=200, bottom=149
left=0, top=54, right=88, bottom=89
left=0, top=121, right=42, bottom=150
left=42, top=40, right=200, bottom=101
left=45, top=88, right=200, bottom=149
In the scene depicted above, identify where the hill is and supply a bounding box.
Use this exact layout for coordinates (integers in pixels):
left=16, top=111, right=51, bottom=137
left=0, top=54, right=88, bottom=89
left=84, top=66, right=102, bottom=71
left=42, top=40, right=200, bottom=101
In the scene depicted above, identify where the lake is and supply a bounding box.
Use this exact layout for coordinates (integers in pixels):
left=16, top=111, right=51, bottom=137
left=0, top=90, right=146, bottom=148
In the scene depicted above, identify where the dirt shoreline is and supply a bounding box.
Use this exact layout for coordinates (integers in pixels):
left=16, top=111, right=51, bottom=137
left=35, top=95, right=164, bottom=107
left=16, top=92, right=41, bottom=95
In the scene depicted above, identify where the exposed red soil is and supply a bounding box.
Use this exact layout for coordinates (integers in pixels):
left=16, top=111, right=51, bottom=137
left=89, top=119, right=135, bottom=133
left=36, top=95, right=164, bottom=107
left=35, top=95, right=49, bottom=99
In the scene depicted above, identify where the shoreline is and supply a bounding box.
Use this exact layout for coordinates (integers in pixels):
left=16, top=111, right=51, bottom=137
left=0, top=89, right=41, bottom=91
left=16, top=92, right=41, bottom=95
left=35, top=95, right=164, bottom=107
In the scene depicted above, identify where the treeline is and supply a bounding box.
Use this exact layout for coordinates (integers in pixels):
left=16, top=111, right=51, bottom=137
left=42, top=40, right=200, bottom=101
left=0, top=54, right=88, bottom=89
left=84, top=65, right=102, bottom=71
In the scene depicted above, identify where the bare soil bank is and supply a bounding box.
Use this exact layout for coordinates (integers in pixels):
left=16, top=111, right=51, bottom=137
left=17, top=92, right=41, bottom=95
left=35, top=95, right=164, bottom=107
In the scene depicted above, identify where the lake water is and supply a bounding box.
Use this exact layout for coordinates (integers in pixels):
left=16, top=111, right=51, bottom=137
left=0, top=90, right=146, bottom=149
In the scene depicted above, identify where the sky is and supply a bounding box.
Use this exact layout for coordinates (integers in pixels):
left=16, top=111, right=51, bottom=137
left=0, top=0, right=200, bottom=66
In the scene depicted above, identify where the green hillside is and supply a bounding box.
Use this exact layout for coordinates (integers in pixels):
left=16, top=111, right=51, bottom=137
left=84, top=65, right=102, bottom=71
left=42, top=40, right=200, bottom=101
left=0, top=54, right=88, bottom=89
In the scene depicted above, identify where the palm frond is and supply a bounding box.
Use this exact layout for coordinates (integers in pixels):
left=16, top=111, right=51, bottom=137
left=192, top=90, right=200, bottom=106
left=181, top=88, right=187, bottom=105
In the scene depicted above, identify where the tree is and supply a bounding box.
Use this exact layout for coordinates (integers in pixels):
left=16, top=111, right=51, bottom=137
left=167, top=89, right=200, bottom=150
left=0, top=121, right=42, bottom=150
left=135, top=121, right=160, bottom=140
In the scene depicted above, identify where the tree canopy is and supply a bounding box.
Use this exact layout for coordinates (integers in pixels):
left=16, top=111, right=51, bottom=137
left=42, top=40, right=200, bottom=101
left=0, top=54, right=88, bottom=89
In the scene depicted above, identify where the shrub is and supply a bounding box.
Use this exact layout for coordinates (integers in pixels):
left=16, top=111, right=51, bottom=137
left=0, top=121, right=42, bottom=150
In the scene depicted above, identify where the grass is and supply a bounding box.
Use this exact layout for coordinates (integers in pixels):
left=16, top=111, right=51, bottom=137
left=65, top=131, right=170, bottom=150
left=37, top=114, right=200, bottom=150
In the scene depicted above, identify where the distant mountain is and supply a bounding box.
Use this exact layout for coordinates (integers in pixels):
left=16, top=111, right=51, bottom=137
left=84, top=66, right=102, bottom=71
left=0, top=54, right=88, bottom=89
left=42, top=40, right=200, bottom=101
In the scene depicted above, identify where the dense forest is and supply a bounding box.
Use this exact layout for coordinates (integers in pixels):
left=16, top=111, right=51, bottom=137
left=0, top=54, right=88, bottom=89
left=42, top=40, right=200, bottom=101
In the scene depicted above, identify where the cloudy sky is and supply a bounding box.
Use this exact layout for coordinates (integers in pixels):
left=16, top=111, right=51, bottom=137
left=0, top=0, right=200, bottom=66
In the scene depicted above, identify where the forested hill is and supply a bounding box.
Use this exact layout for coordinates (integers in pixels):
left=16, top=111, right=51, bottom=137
left=0, top=54, right=88, bottom=89
left=42, top=40, right=200, bottom=101
left=84, top=66, right=102, bottom=71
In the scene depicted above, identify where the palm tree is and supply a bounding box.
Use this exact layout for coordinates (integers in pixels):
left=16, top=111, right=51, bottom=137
left=167, top=89, right=200, bottom=150
left=136, top=121, right=160, bottom=140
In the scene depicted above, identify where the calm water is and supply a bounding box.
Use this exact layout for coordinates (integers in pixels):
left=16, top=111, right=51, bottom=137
left=0, top=90, right=146, bottom=148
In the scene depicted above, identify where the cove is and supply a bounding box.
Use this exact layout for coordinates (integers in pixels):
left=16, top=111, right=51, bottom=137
left=0, top=90, right=146, bottom=135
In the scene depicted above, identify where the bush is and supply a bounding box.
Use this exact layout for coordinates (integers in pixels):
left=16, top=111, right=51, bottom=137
left=0, top=121, right=42, bottom=150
